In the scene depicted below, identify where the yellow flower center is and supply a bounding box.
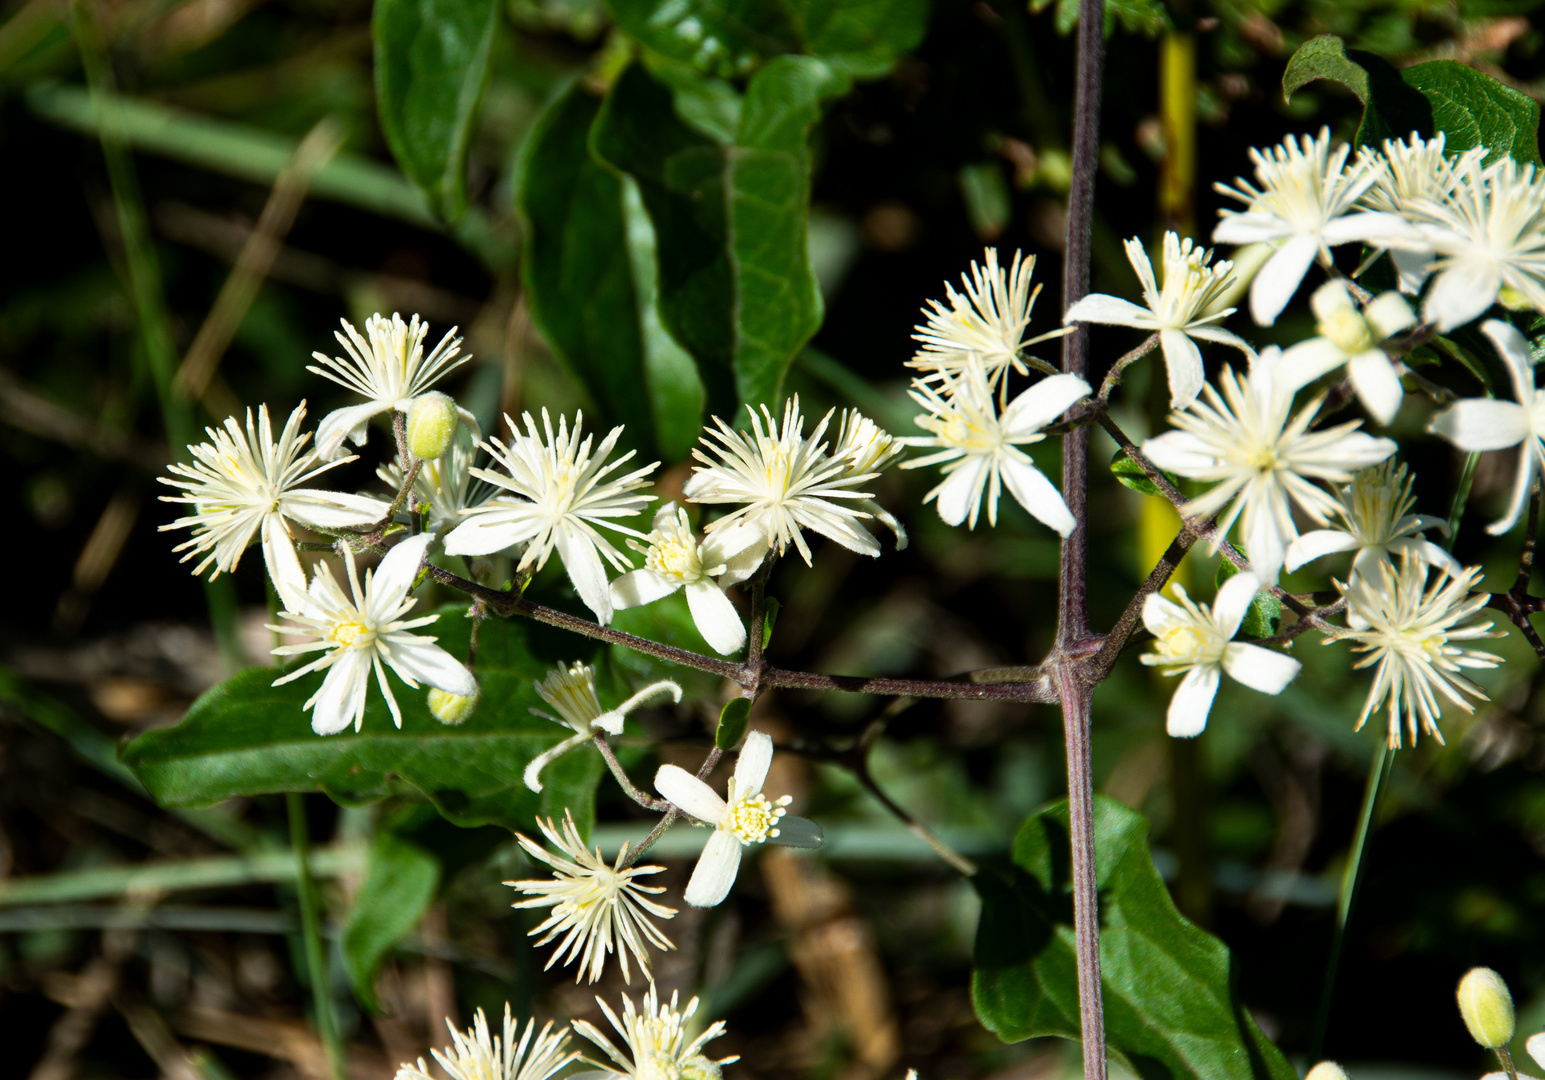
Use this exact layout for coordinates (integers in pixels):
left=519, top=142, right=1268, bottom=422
left=1153, top=625, right=1207, bottom=664
left=646, top=535, right=702, bottom=583
left=329, top=620, right=372, bottom=649
left=723, top=793, right=780, bottom=844
left=1319, top=306, right=1372, bottom=354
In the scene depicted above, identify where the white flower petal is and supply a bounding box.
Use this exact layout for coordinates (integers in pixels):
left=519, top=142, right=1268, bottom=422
left=934, top=457, right=990, bottom=527
left=1322, top=210, right=1425, bottom=249
left=1279, top=337, right=1350, bottom=391
left=1062, top=293, right=1158, bottom=329
left=261, top=515, right=310, bottom=612
left=1347, top=350, right=1404, bottom=425
left=385, top=635, right=476, bottom=696
left=1212, top=571, right=1262, bottom=638
left=1249, top=234, right=1320, bottom=326
left=1000, top=457, right=1075, bottom=536
left=610, top=569, right=681, bottom=609
left=444, top=515, right=531, bottom=557
left=1222, top=642, right=1301, bottom=693
left=315, top=401, right=388, bottom=462
left=554, top=528, right=613, bottom=624
left=1429, top=399, right=1531, bottom=452
left=371, top=534, right=433, bottom=615
left=1141, top=431, right=1214, bottom=476
left=1482, top=319, right=1537, bottom=406
left=653, top=764, right=727, bottom=824
left=310, top=649, right=371, bottom=735
left=685, top=580, right=746, bottom=655
left=1424, top=259, right=1501, bottom=332
left=1167, top=666, right=1220, bottom=737
left=734, top=729, right=773, bottom=794
left=1284, top=529, right=1358, bottom=572
left=1002, top=374, right=1091, bottom=435
left=1159, top=328, right=1205, bottom=409
left=683, top=829, right=743, bottom=908
left=282, top=490, right=391, bottom=529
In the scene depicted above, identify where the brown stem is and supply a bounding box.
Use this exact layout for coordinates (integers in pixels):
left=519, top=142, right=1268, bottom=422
left=1096, top=334, right=1161, bottom=404
left=1057, top=666, right=1107, bottom=1080
left=592, top=734, right=671, bottom=812
left=1087, top=523, right=1198, bottom=680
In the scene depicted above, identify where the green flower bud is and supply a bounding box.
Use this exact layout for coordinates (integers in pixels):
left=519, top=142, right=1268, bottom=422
left=406, top=391, right=458, bottom=461
left=1305, top=1063, right=1350, bottom=1080
left=1457, top=967, right=1515, bottom=1048
left=428, top=682, right=479, bottom=725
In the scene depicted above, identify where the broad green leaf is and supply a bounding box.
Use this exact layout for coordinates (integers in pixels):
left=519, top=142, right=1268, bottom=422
left=973, top=797, right=1296, bottom=1080
left=1110, top=449, right=1173, bottom=498
left=121, top=609, right=603, bottom=835
left=1216, top=558, right=1282, bottom=639
left=341, top=827, right=440, bottom=1012
left=1283, top=35, right=1541, bottom=165
left=373, top=0, right=500, bottom=221
left=715, top=697, right=751, bottom=749
left=593, top=59, right=847, bottom=411
left=518, top=83, right=703, bottom=460
left=604, top=0, right=929, bottom=81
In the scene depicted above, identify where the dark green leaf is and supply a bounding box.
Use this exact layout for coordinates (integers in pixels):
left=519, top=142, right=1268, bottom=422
left=517, top=82, right=705, bottom=459
left=121, top=609, right=603, bottom=834
left=1283, top=35, right=1541, bottom=165
left=604, top=0, right=928, bottom=81
left=593, top=60, right=847, bottom=411
left=341, top=827, right=439, bottom=1012
left=760, top=596, right=780, bottom=650
left=1215, top=556, right=1282, bottom=638
left=973, top=797, right=1296, bottom=1080
left=373, top=0, right=500, bottom=221
left=715, top=697, right=752, bottom=749
left=1111, top=449, right=1172, bottom=498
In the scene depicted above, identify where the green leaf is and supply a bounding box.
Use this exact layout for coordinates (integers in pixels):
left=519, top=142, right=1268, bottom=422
left=341, top=826, right=440, bottom=1013
left=121, top=610, right=604, bottom=834
left=1283, top=35, right=1541, bottom=165
left=973, top=797, right=1296, bottom=1080
left=760, top=596, right=780, bottom=650
left=1215, top=557, right=1282, bottom=638
left=604, top=0, right=929, bottom=81
left=1029, top=0, right=1172, bottom=37
left=517, top=82, right=704, bottom=459
left=715, top=697, right=752, bottom=750
left=1110, top=449, right=1173, bottom=498
left=593, top=59, right=847, bottom=411
left=373, top=0, right=500, bottom=222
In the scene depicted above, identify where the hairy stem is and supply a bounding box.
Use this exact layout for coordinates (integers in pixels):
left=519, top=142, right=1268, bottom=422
left=593, top=734, right=671, bottom=812
left=1096, top=334, right=1161, bottom=404
left=1088, top=523, right=1197, bottom=679
left=1058, top=669, right=1107, bottom=1080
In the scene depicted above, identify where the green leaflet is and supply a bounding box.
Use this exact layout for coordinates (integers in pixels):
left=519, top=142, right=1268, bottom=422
left=120, top=608, right=603, bottom=835
left=373, top=0, right=500, bottom=222
left=341, top=826, right=440, bottom=1013
left=1215, top=557, right=1283, bottom=639
left=604, top=0, right=929, bottom=80
left=517, top=82, right=705, bottom=460
left=715, top=697, right=752, bottom=750
left=593, top=59, right=847, bottom=413
left=1283, top=35, right=1541, bottom=164
left=973, top=797, right=1296, bottom=1080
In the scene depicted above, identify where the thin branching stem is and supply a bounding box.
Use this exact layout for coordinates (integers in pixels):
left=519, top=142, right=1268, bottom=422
left=592, top=734, right=671, bottom=812
left=1097, top=333, right=1161, bottom=404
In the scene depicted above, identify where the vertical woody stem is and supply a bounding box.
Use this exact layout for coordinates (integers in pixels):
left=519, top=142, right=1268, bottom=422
left=1059, top=0, right=1107, bottom=1074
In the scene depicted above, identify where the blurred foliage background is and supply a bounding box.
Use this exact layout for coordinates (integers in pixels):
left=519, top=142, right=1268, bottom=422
left=2, top=0, right=1545, bottom=1079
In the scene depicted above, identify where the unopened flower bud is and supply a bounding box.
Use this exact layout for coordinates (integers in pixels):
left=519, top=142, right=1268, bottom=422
left=428, top=682, right=479, bottom=725
left=1305, top=1063, right=1349, bottom=1080
left=1458, top=967, right=1515, bottom=1048
left=406, top=392, right=458, bottom=461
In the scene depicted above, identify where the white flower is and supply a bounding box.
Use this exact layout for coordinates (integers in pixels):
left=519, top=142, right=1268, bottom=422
left=443, top=410, right=658, bottom=623
left=158, top=402, right=389, bottom=609
left=908, top=248, right=1059, bottom=386
left=683, top=396, right=879, bottom=566
left=505, top=810, right=676, bottom=985
left=1063, top=232, right=1254, bottom=408
left=1429, top=320, right=1545, bottom=535
left=1213, top=129, right=1424, bottom=326
left=1142, top=356, right=1397, bottom=583
left=653, top=730, right=823, bottom=908
left=610, top=504, right=764, bottom=656
left=1278, top=281, right=1416, bottom=425
left=523, top=661, right=681, bottom=792
left=1528, top=1031, right=1545, bottom=1073
left=395, top=1005, right=577, bottom=1080
left=1415, top=157, right=1545, bottom=332
left=271, top=534, right=476, bottom=735
left=1358, top=133, right=1486, bottom=294
left=572, top=985, right=736, bottom=1080
left=377, top=440, right=484, bottom=538
left=309, top=313, right=478, bottom=460
left=1332, top=558, right=1503, bottom=748
left=1285, top=461, right=1459, bottom=578
left=1141, top=572, right=1302, bottom=737
left=901, top=367, right=1090, bottom=534
left=832, top=409, right=909, bottom=549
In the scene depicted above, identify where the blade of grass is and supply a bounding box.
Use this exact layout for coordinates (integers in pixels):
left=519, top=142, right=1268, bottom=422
left=287, top=794, right=347, bottom=1080
left=27, top=79, right=516, bottom=269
